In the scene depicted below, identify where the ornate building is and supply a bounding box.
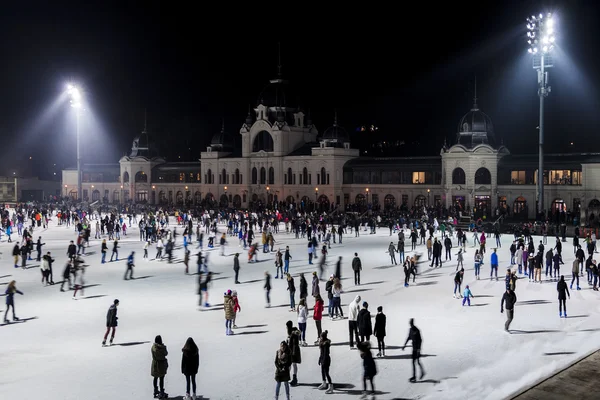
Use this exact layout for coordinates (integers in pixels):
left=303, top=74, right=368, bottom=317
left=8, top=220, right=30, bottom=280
left=62, top=74, right=600, bottom=221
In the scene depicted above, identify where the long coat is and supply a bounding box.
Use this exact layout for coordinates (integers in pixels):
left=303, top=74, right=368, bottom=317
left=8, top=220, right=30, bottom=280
left=151, top=343, right=169, bottom=377
left=357, top=308, right=373, bottom=337
left=224, top=295, right=235, bottom=320
left=373, top=313, right=386, bottom=338
left=181, top=348, right=199, bottom=376
left=287, top=329, right=302, bottom=364
left=274, top=349, right=292, bottom=382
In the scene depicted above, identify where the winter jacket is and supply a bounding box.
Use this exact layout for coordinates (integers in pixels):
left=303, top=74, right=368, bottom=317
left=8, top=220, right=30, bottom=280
left=348, top=296, right=362, bottom=321
left=233, top=257, right=240, bottom=272
left=151, top=343, right=169, bottom=377
left=299, top=277, right=308, bottom=299
left=106, top=304, right=118, bottom=327
left=463, top=288, right=473, bottom=298
left=181, top=348, right=199, bottom=375
left=318, top=339, right=331, bottom=366
left=357, top=308, right=372, bottom=336
left=274, top=348, right=292, bottom=382
left=5, top=286, right=23, bottom=305
left=359, top=345, right=377, bottom=378
left=297, top=305, right=307, bottom=324
left=287, top=277, right=296, bottom=293
left=224, top=294, right=235, bottom=320
left=501, top=290, right=517, bottom=311
left=373, top=313, right=386, bottom=338
left=572, top=259, right=579, bottom=275
left=352, top=257, right=362, bottom=272
left=325, top=280, right=334, bottom=300
left=557, top=280, right=570, bottom=300
left=287, top=328, right=302, bottom=364
left=311, top=275, right=320, bottom=297
left=313, top=298, right=324, bottom=321
left=491, top=252, right=498, bottom=265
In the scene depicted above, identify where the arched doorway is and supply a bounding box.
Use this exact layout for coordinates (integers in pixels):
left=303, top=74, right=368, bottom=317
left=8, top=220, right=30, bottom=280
left=122, top=171, right=130, bottom=183
left=384, top=194, right=396, bottom=209
left=205, top=193, right=214, bottom=202
left=414, top=195, right=426, bottom=208
left=452, top=168, right=466, bottom=185
left=92, top=190, right=100, bottom=202
left=233, top=195, right=242, bottom=208
left=301, top=195, right=311, bottom=210
left=317, top=194, right=330, bottom=212
left=220, top=194, right=229, bottom=207
left=69, top=190, right=78, bottom=200
left=474, top=168, right=491, bottom=185
left=513, top=196, right=527, bottom=219
left=135, top=171, right=147, bottom=183
left=552, top=198, right=566, bottom=213
left=355, top=193, right=366, bottom=206
left=589, top=199, right=600, bottom=208
left=194, top=191, right=202, bottom=204
left=158, top=191, right=166, bottom=204
left=176, top=191, right=183, bottom=204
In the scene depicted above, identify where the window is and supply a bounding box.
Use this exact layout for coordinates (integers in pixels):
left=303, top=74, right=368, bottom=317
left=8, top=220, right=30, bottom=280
left=287, top=168, right=293, bottom=185
left=384, top=194, right=396, bottom=209
left=222, top=169, right=227, bottom=185
left=235, top=169, right=240, bottom=184
left=260, top=167, right=266, bottom=184
left=206, top=169, right=212, bottom=184
left=268, top=167, right=274, bottom=184
left=179, top=173, right=185, bottom=182
left=252, top=130, right=274, bottom=152
left=136, top=191, right=148, bottom=202
left=534, top=170, right=582, bottom=185
left=135, top=171, right=147, bottom=183
left=122, top=171, right=129, bottom=183
left=511, top=171, right=526, bottom=185
left=412, top=172, right=426, bottom=184
left=402, top=194, right=409, bottom=205
left=474, top=168, right=491, bottom=185
left=252, top=167, right=258, bottom=184
left=320, top=168, right=326, bottom=186
left=302, top=168, right=308, bottom=185
left=452, top=168, right=466, bottom=185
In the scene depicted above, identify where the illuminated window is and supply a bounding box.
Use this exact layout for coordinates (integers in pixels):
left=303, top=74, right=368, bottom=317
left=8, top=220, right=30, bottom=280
left=510, top=171, right=526, bottom=185
left=179, top=173, right=185, bottom=182
left=412, top=172, right=426, bottom=184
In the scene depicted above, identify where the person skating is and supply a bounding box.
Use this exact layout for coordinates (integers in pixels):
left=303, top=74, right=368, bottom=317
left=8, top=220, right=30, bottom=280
left=402, top=318, right=425, bottom=382
left=357, top=341, right=377, bottom=398
left=357, top=301, right=372, bottom=343
left=286, top=320, right=302, bottom=386
left=453, top=269, right=464, bottom=298
left=490, top=248, right=498, bottom=280
left=352, top=252, right=362, bottom=285
left=274, top=341, right=292, bottom=400
left=264, top=271, right=272, bottom=307
left=348, top=295, right=361, bottom=349
left=60, top=260, right=72, bottom=292
left=462, top=285, right=474, bottom=306
left=102, top=299, right=119, bottom=346
left=224, top=289, right=235, bottom=335
left=181, top=337, right=199, bottom=400
left=317, top=330, right=334, bottom=393
left=124, top=251, right=135, bottom=280
left=232, top=290, right=241, bottom=328
left=297, top=298, right=308, bottom=346
left=286, top=273, right=296, bottom=311
left=299, top=273, right=307, bottom=300
left=557, top=275, right=570, bottom=318
left=500, top=288, right=517, bottom=333
left=313, top=294, right=324, bottom=344
left=571, top=258, right=581, bottom=290
left=233, top=253, right=240, bottom=284
left=374, top=306, right=386, bottom=357
left=151, top=335, right=169, bottom=399
left=4, top=280, right=24, bottom=323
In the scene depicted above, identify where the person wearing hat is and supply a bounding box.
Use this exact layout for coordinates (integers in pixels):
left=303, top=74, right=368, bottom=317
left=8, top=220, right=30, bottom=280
left=233, top=253, right=240, bottom=284
left=102, top=299, right=119, bottom=346
left=224, top=290, right=235, bottom=335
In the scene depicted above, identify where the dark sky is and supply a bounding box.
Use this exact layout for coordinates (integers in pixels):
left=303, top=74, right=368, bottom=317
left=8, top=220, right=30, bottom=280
left=1, top=1, right=599, bottom=178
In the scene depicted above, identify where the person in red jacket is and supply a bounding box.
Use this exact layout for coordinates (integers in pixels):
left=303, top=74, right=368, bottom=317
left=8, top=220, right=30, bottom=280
left=313, top=294, right=324, bottom=345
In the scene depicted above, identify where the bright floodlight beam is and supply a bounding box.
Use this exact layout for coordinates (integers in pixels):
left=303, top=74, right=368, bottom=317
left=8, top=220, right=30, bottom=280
left=67, top=84, right=83, bottom=201
left=525, top=12, right=555, bottom=218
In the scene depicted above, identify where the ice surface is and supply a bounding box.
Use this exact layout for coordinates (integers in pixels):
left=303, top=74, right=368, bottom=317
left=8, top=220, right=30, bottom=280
left=1, top=219, right=599, bottom=400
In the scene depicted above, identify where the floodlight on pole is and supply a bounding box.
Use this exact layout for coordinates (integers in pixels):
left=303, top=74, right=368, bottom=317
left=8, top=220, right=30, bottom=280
left=525, top=12, right=555, bottom=218
left=67, top=83, right=83, bottom=201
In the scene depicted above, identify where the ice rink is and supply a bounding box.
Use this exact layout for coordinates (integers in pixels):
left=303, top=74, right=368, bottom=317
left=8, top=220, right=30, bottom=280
left=1, top=217, right=599, bottom=400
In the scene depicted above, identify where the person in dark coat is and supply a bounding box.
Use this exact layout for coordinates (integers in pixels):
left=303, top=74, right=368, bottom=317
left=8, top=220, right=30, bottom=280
left=102, top=299, right=119, bottom=346
left=352, top=253, right=362, bottom=285
left=357, top=302, right=373, bottom=342
left=274, top=341, right=292, bottom=400
left=374, top=306, right=387, bottom=357
left=317, top=330, right=333, bottom=393
left=264, top=271, right=272, bottom=307
left=233, top=253, right=240, bottom=284
left=151, top=335, right=169, bottom=399
left=501, top=288, right=517, bottom=332
left=357, top=341, right=377, bottom=397
left=557, top=275, right=571, bottom=318
left=299, top=273, right=308, bottom=300
left=286, top=320, right=302, bottom=386
left=4, top=280, right=23, bottom=323
left=181, top=337, right=199, bottom=399
left=402, top=318, right=425, bottom=382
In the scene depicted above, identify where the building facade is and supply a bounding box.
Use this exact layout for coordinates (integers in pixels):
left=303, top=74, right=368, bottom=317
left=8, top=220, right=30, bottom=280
left=61, top=76, right=600, bottom=222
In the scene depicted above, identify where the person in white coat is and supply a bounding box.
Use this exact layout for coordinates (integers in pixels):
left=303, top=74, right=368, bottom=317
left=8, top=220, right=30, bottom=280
left=297, top=298, right=308, bottom=346
left=348, top=295, right=361, bottom=349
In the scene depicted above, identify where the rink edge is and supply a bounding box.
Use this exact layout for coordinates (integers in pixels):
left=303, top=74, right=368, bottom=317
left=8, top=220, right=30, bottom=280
left=507, top=347, right=600, bottom=399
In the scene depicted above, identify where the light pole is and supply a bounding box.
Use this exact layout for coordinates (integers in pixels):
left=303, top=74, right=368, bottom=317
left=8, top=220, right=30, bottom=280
left=365, top=188, right=369, bottom=207
left=427, top=188, right=431, bottom=206
left=527, top=12, right=555, bottom=218
left=68, top=84, right=83, bottom=201
left=315, top=187, right=318, bottom=211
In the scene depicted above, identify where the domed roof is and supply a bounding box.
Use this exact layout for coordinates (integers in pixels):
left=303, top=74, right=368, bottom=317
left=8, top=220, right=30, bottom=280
left=210, top=121, right=234, bottom=150
left=320, top=113, right=349, bottom=145
left=456, top=102, right=495, bottom=148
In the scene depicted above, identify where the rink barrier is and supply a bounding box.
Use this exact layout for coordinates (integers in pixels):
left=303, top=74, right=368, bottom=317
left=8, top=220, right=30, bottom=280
left=507, top=347, right=600, bottom=399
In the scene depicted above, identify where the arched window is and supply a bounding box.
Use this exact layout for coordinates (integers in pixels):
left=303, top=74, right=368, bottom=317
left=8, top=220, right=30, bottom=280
left=135, top=171, right=147, bottom=183
left=194, top=191, right=202, bottom=204
left=452, top=168, right=465, bottom=185
left=176, top=191, right=183, bottom=204
left=589, top=199, right=600, bottom=208
left=474, top=167, right=491, bottom=185
left=355, top=193, right=366, bottom=205
left=414, top=195, right=427, bottom=207
left=123, top=171, right=129, bottom=183
left=302, top=168, right=308, bottom=185
left=92, top=190, right=100, bottom=201
left=260, top=167, right=266, bottom=184
left=320, top=167, right=326, bottom=185
left=252, top=130, right=274, bottom=152
left=206, top=169, right=212, bottom=184
left=252, top=167, right=258, bottom=184
left=235, top=169, right=240, bottom=184
left=233, top=195, right=242, bottom=208
left=222, top=169, right=227, bottom=184
left=384, top=194, right=396, bottom=209
left=287, top=167, right=293, bottom=185
left=268, top=167, right=275, bottom=184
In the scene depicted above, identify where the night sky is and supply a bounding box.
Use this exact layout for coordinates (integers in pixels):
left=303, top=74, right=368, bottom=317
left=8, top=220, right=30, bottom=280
left=1, top=1, right=599, bottom=179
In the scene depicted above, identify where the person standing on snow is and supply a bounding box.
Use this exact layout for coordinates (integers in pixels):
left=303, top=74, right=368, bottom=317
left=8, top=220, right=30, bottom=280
left=357, top=301, right=372, bottom=343
left=500, top=288, right=517, bottom=332
left=274, top=341, right=292, bottom=400
left=557, top=275, right=570, bottom=318
left=224, top=289, right=235, bottom=335
left=352, top=253, right=362, bottom=285
left=490, top=248, right=499, bottom=280
left=374, top=306, right=387, bottom=358
left=348, top=295, right=362, bottom=349
left=102, top=299, right=119, bottom=346
left=181, top=337, right=199, bottom=400
left=233, top=253, right=240, bottom=284
left=151, top=335, right=169, bottom=399
left=317, top=330, right=334, bottom=393
left=286, top=320, right=302, bottom=387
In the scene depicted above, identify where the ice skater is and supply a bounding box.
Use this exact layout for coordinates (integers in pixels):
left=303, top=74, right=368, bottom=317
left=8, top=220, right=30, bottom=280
left=317, top=330, right=333, bottom=393
left=374, top=306, right=386, bottom=357
left=453, top=268, right=464, bottom=298
left=286, top=320, right=302, bottom=386
left=462, top=285, right=474, bottom=306
left=500, top=288, right=517, bottom=332
left=181, top=337, right=199, bottom=400
left=357, top=341, right=377, bottom=397
left=402, top=318, right=425, bottom=382
left=274, top=341, right=292, bottom=400
left=224, top=289, right=235, bottom=335
left=151, top=335, right=169, bottom=399
left=102, top=299, right=119, bottom=346
left=4, top=280, right=24, bottom=323
left=557, top=275, right=570, bottom=318
left=124, top=251, right=135, bottom=280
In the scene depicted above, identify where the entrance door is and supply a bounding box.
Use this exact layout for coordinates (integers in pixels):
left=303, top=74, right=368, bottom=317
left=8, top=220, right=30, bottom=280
left=474, top=195, right=491, bottom=219
left=452, top=196, right=465, bottom=212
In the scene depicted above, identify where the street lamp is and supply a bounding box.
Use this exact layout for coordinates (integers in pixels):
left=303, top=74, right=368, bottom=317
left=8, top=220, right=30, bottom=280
left=527, top=12, right=555, bottom=217
left=365, top=187, right=369, bottom=205
left=427, top=188, right=431, bottom=206
left=67, top=84, right=83, bottom=201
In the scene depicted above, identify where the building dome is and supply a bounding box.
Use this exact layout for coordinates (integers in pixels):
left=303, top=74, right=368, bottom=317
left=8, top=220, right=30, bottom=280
left=210, top=121, right=234, bottom=150
left=320, top=113, right=350, bottom=146
left=456, top=102, right=495, bottom=148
